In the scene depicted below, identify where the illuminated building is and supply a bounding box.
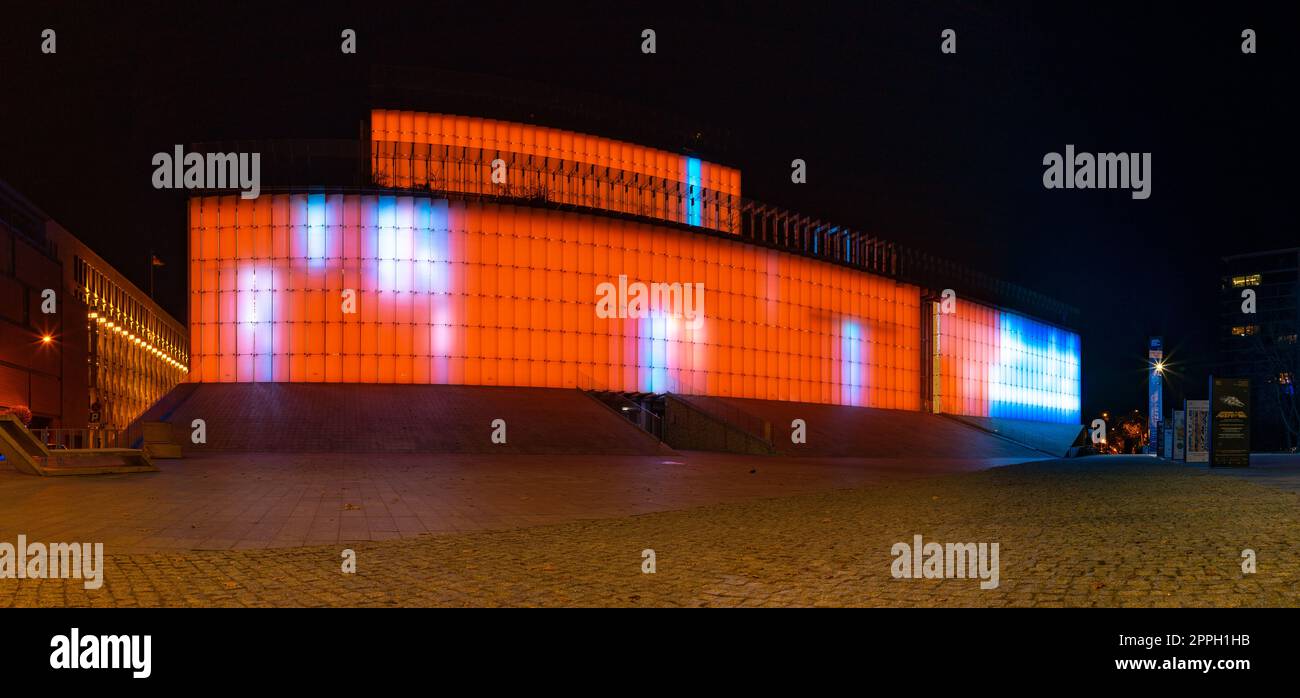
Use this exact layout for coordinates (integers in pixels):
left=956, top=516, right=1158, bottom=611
left=189, top=192, right=920, bottom=407
left=1219, top=248, right=1299, bottom=451
left=185, top=109, right=1082, bottom=427
left=58, top=237, right=189, bottom=430
left=0, top=181, right=187, bottom=431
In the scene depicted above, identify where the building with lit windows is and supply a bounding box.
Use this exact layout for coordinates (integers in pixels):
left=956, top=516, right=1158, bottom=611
left=184, top=105, right=1082, bottom=437
left=0, top=180, right=187, bottom=435
left=1220, top=248, right=1300, bottom=452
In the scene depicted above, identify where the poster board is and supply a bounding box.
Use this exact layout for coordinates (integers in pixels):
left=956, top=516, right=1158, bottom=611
left=1172, top=409, right=1185, bottom=461
left=1185, top=399, right=1209, bottom=463
left=1209, top=378, right=1250, bottom=468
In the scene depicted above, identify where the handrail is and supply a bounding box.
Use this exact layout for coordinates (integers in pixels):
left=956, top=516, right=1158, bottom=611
left=671, top=394, right=773, bottom=446
left=31, top=428, right=129, bottom=450
left=576, top=372, right=664, bottom=439
left=662, top=395, right=775, bottom=455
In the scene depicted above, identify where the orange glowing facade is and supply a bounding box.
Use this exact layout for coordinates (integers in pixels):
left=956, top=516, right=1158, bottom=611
left=371, top=110, right=742, bottom=233
left=187, top=112, right=1080, bottom=423
left=189, top=193, right=921, bottom=408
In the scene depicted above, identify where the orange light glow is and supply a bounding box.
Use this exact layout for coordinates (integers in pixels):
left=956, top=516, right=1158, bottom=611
left=189, top=193, right=921, bottom=408
left=370, top=110, right=743, bottom=234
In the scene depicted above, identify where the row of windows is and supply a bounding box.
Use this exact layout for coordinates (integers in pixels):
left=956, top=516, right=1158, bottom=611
left=77, top=257, right=188, bottom=361
left=88, top=329, right=185, bottom=428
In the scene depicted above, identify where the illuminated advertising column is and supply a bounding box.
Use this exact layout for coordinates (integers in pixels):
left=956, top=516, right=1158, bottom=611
left=1147, top=337, right=1162, bottom=454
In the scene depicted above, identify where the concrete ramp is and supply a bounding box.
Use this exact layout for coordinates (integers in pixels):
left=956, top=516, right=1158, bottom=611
left=0, top=415, right=157, bottom=476
left=942, top=415, right=1084, bottom=458
left=674, top=395, right=1049, bottom=459
left=136, top=383, right=674, bottom=455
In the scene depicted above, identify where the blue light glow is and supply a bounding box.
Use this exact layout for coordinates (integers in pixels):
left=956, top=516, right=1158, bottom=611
left=640, top=312, right=669, bottom=393
left=686, top=158, right=702, bottom=227
left=988, top=312, right=1081, bottom=423
left=307, top=193, right=326, bottom=265
left=841, top=319, right=864, bottom=406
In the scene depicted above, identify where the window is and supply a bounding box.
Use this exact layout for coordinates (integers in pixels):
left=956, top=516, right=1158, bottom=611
left=1231, top=325, right=1259, bottom=337
left=1231, top=274, right=1262, bottom=287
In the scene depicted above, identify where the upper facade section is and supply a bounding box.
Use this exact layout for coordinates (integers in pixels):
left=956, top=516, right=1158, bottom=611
left=370, top=110, right=742, bottom=234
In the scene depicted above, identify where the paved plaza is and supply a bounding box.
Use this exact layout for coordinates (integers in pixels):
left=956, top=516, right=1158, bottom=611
left=0, top=451, right=1021, bottom=552
left=2, top=454, right=1298, bottom=607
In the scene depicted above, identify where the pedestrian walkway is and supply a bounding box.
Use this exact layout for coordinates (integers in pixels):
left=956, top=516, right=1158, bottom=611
left=0, top=449, right=1028, bottom=552
left=3, top=456, right=1294, bottom=608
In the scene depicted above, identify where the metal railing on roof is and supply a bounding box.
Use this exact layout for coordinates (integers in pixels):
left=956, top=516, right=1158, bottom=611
left=194, top=142, right=1076, bottom=326
left=370, top=146, right=1075, bottom=324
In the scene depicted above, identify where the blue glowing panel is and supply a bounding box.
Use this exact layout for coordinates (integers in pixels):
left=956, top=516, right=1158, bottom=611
left=841, top=319, right=864, bottom=406
left=940, top=303, right=1081, bottom=424
left=686, top=157, right=702, bottom=227
left=988, top=312, right=1081, bottom=423
left=307, top=193, right=326, bottom=264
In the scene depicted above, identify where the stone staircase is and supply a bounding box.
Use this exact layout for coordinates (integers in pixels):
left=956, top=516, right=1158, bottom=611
left=132, top=383, right=675, bottom=455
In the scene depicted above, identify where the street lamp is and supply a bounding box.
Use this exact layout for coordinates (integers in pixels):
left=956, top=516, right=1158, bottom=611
left=1147, top=337, right=1164, bottom=455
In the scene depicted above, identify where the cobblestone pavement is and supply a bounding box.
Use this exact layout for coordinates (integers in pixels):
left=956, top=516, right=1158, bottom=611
left=3, top=456, right=1298, bottom=607
left=1209, top=454, right=1300, bottom=495
left=0, top=451, right=1016, bottom=552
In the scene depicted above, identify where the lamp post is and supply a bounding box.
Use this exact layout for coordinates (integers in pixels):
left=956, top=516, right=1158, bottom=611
left=1147, top=337, right=1164, bottom=454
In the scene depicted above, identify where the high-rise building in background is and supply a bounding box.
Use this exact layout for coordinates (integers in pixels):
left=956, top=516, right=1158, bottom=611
left=1220, top=248, right=1300, bottom=452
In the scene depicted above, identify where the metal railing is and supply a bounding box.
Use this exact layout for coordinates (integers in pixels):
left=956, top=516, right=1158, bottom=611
left=30, top=428, right=129, bottom=450
left=368, top=147, right=1075, bottom=325
left=663, top=395, right=775, bottom=455
left=671, top=394, right=772, bottom=445
left=588, top=391, right=664, bottom=440
left=373, top=142, right=744, bottom=234
left=576, top=372, right=665, bottom=439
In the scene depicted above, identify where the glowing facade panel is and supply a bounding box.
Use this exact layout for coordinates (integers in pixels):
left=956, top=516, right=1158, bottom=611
left=370, top=110, right=742, bottom=233
left=933, top=300, right=1081, bottom=424
left=189, top=193, right=921, bottom=409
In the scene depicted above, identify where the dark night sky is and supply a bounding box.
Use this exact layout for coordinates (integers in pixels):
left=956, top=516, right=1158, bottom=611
left=2, top=1, right=1296, bottom=419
